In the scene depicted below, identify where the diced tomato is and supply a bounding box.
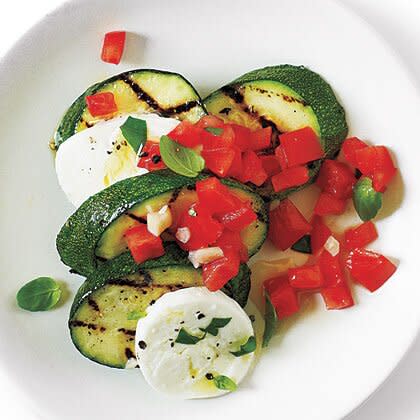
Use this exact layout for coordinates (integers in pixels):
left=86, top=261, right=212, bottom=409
left=346, top=248, right=397, bottom=292
left=264, top=275, right=300, bottom=319
left=311, top=216, right=332, bottom=255
left=226, top=146, right=243, bottom=178
left=271, top=166, right=309, bottom=192
left=101, top=31, right=126, bottom=64
left=218, top=198, right=257, bottom=232
left=259, top=155, right=282, bottom=177
left=215, top=230, right=248, bottom=263
left=275, top=145, right=288, bottom=170
left=354, top=146, right=397, bottom=192
left=196, top=177, right=236, bottom=214
left=240, top=150, right=268, bottom=186
left=177, top=204, right=223, bottom=251
left=230, top=124, right=253, bottom=150
left=278, top=127, right=324, bottom=167
left=201, top=125, right=235, bottom=150
left=249, top=127, right=272, bottom=151
left=344, top=221, right=378, bottom=250
left=202, top=147, right=235, bottom=177
left=288, top=264, right=324, bottom=289
left=314, top=192, right=347, bottom=216
left=202, top=248, right=240, bottom=291
left=86, top=92, right=118, bottom=117
left=195, top=115, right=225, bottom=129
left=137, top=141, right=166, bottom=171
left=341, top=137, right=368, bottom=167
left=319, top=251, right=354, bottom=309
left=316, top=160, right=356, bottom=199
left=167, top=120, right=202, bottom=148
left=124, top=224, right=164, bottom=264
left=268, top=199, right=312, bottom=251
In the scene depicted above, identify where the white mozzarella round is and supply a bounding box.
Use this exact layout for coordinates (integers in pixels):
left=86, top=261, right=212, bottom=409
left=55, top=113, right=179, bottom=207
left=135, top=287, right=255, bottom=399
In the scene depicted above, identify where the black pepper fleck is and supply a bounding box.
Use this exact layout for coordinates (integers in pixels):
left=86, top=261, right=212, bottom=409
left=249, top=314, right=256, bottom=322
left=138, top=340, right=147, bottom=350
left=197, top=313, right=205, bottom=320
left=170, top=342, right=175, bottom=348
left=151, top=155, right=162, bottom=164
left=205, top=373, right=214, bottom=380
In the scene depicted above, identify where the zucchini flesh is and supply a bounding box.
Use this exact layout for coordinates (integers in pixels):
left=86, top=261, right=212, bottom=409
left=204, top=65, right=348, bottom=199
left=54, top=69, right=206, bottom=148
left=69, top=249, right=251, bottom=369
left=57, top=170, right=268, bottom=277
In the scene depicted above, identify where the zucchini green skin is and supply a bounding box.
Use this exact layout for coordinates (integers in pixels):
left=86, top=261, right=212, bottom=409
left=204, top=65, right=348, bottom=200
left=54, top=69, right=206, bottom=148
left=69, top=245, right=251, bottom=368
left=57, top=170, right=268, bottom=277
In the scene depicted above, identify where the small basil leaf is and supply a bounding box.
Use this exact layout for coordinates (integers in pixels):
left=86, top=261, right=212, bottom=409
left=200, top=317, right=232, bottom=336
left=291, top=235, right=312, bottom=254
left=175, top=327, right=205, bottom=344
left=262, top=291, right=278, bottom=348
left=160, top=135, right=205, bottom=177
left=120, top=116, right=147, bottom=154
left=127, top=310, right=146, bottom=321
left=16, top=277, right=62, bottom=312
left=213, top=375, right=237, bottom=391
left=230, top=336, right=257, bottom=357
left=205, top=127, right=223, bottom=136
left=353, top=177, right=383, bottom=221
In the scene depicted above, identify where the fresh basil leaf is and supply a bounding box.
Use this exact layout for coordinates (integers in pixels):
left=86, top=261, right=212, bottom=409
left=230, top=336, right=257, bottom=357
left=120, top=116, right=147, bottom=154
left=160, top=135, right=205, bottom=177
left=291, top=235, right=312, bottom=254
left=127, top=310, right=146, bottom=321
left=213, top=375, right=237, bottom=391
left=16, top=277, right=62, bottom=312
left=200, top=317, right=232, bottom=336
left=353, top=177, right=382, bottom=221
left=175, top=327, right=205, bottom=344
left=262, top=291, right=278, bottom=348
left=205, top=127, right=223, bottom=136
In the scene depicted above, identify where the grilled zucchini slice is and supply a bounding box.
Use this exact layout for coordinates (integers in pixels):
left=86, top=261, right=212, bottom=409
left=54, top=69, right=206, bottom=148
left=204, top=65, right=348, bottom=199
left=69, top=247, right=251, bottom=368
left=57, top=170, right=268, bottom=277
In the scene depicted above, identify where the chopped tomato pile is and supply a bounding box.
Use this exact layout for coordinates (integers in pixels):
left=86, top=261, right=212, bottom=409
left=166, top=116, right=324, bottom=189
left=123, top=177, right=257, bottom=292
left=265, top=135, right=398, bottom=318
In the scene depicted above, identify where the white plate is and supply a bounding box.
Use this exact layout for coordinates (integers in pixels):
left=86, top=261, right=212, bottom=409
left=0, top=0, right=418, bottom=419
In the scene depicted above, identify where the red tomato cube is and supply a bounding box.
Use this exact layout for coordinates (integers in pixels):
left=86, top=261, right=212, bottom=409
left=288, top=264, right=324, bottom=289
left=314, top=192, right=347, bottom=216
left=264, top=275, right=300, bottom=319
left=268, top=199, right=312, bottom=251
left=311, top=216, right=332, bottom=255
left=271, top=165, right=309, bottom=192
left=240, top=150, right=268, bottom=186
left=341, top=137, right=368, bottom=167
left=346, top=248, right=397, bottom=292
left=259, top=155, right=282, bottom=177
left=278, top=127, right=324, bottom=167
left=101, top=31, right=126, bottom=64
left=167, top=120, right=203, bottom=148
left=124, top=224, right=164, bottom=264
left=202, top=147, right=235, bottom=178
left=344, top=221, right=378, bottom=250
left=196, top=177, right=236, bottom=215
left=214, top=230, right=249, bottom=263
left=86, top=92, right=118, bottom=117
left=137, top=141, right=166, bottom=171
left=316, top=160, right=356, bottom=199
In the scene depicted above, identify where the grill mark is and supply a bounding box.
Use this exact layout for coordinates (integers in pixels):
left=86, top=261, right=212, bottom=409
left=168, top=188, right=182, bottom=204
left=161, top=101, right=200, bottom=116
left=127, top=213, right=146, bottom=223
left=88, top=299, right=100, bottom=312
left=121, top=75, right=200, bottom=117
left=221, top=85, right=244, bottom=104
left=121, top=74, right=163, bottom=112
left=69, top=320, right=98, bottom=330
left=125, top=348, right=135, bottom=359
left=118, top=328, right=136, bottom=337
left=108, top=278, right=148, bottom=289
left=219, top=107, right=231, bottom=115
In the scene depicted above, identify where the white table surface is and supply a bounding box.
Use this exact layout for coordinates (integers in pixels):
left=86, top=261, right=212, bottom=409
left=0, top=1, right=419, bottom=419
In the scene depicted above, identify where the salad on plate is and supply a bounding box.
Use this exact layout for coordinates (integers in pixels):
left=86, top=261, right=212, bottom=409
left=17, top=30, right=399, bottom=399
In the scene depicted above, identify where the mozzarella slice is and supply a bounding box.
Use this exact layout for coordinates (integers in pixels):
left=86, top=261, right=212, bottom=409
left=55, top=113, right=179, bottom=207
left=135, top=287, right=255, bottom=399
